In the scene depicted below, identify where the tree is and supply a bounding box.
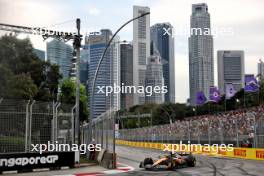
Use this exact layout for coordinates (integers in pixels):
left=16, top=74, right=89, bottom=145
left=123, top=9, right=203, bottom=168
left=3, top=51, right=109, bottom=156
left=0, top=35, right=61, bottom=101
left=9, top=74, right=38, bottom=99
left=60, top=79, right=88, bottom=122
left=0, top=65, right=13, bottom=97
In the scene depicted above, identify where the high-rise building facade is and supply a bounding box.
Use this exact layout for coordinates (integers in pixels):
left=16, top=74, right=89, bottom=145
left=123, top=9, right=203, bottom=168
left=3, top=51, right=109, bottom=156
left=110, top=36, right=121, bottom=111
left=133, top=5, right=150, bottom=105
left=33, top=48, right=45, bottom=61
left=145, top=54, right=165, bottom=104
left=218, top=50, right=245, bottom=94
left=120, top=43, right=133, bottom=110
left=258, top=59, right=264, bottom=78
left=80, top=44, right=89, bottom=86
left=150, top=23, right=175, bottom=103
left=87, top=29, right=120, bottom=118
left=189, top=3, right=214, bottom=105
left=46, top=39, right=72, bottom=79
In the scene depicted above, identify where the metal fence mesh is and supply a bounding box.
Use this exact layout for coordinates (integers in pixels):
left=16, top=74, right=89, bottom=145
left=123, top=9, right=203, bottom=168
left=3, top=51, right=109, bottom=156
left=81, top=110, right=116, bottom=153
left=0, top=99, right=74, bottom=153
left=0, top=99, right=28, bottom=153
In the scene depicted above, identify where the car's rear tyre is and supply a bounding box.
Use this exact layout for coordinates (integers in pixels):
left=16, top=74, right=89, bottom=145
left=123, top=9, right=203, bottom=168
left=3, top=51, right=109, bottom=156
left=143, top=157, right=154, bottom=166
left=139, top=162, right=143, bottom=168
left=172, top=161, right=178, bottom=170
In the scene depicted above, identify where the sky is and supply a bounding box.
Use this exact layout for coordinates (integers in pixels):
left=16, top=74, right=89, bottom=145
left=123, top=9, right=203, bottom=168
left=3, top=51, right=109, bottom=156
left=0, top=0, right=264, bottom=103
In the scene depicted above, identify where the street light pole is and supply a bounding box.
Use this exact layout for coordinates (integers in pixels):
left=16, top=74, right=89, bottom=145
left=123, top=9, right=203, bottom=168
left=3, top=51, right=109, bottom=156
left=88, top=12, right=150, bottom=143
left=74, top=18, right=82, bottom=145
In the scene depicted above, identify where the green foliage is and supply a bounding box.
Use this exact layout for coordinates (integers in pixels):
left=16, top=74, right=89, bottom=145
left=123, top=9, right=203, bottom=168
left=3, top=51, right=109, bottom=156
left=0, top=35, right=61, bottom=100
left=60, top=79, right=89, bottom=122
left=60, top=79, right=76, bottom=103
left=128, top=103, right=158, bottom=114
left=9, top=73, right=38, bottom=99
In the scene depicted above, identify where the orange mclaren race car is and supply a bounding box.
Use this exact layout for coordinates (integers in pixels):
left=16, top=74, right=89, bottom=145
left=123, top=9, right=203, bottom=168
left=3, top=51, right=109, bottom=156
left=139, top=152, right=196, bottom=170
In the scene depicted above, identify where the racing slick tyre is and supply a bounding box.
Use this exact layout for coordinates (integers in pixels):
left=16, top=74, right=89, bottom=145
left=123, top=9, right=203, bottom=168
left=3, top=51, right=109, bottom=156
left=187, top=157, right=196, bottom=167
left=143, top=157, right=154, bottom=166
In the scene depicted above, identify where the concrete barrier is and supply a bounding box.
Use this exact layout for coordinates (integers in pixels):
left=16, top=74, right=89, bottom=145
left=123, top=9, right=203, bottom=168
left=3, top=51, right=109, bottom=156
left=96, top=149, right=116, bottom=169
left=101, top=152, right=116, bottom=169
left=97, top=149, right=106, bottom=163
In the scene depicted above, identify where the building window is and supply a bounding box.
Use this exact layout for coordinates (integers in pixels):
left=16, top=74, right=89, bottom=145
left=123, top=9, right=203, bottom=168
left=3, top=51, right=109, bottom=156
left=138, top=42, right=146, bottom=65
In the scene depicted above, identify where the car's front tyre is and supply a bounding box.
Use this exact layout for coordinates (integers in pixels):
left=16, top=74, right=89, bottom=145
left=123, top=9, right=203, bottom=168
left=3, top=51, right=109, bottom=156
left=143, top=157, right=154, bottom=166
left=187, top=157, right=196, bottom=167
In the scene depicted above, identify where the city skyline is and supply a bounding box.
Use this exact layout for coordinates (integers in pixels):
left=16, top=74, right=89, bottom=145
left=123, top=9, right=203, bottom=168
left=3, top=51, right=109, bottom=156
left=188, top=3, right=214, bottom=105
left=133, top=5, right=150, bottom=105
left=145, top=53, right=165, bottom=104
left=120, top=43, right=133, bottom=109
left=87, top=29, right=114, bottom=118
left=0, top=0, right=263, bottom=103
left=46, top=39, right=73, bottom=80
left=258, top=59, right=264, bottom=78
left=151, top=23, right=175, bottom=103
left=217, top=50, right=245, bottom=95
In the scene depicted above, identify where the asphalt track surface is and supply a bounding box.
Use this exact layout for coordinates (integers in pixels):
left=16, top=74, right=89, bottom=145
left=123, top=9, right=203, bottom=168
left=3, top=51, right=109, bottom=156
left=3, top=146, right=264, bottom=176
left=116, top=145, right=264, bottom=176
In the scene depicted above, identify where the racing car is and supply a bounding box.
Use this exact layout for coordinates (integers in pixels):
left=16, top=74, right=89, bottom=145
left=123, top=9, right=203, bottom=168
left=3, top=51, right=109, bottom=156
left=139, top=152, right=196, bottom=170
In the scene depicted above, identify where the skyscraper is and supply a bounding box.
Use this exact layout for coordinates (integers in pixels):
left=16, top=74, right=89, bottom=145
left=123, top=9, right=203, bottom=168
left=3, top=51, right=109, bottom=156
left=87, top=29, right=120, bottom=118
left=110, top=36, right=121, bottom=111
left=145, top=54, right=165, bottom=104
left=189, top=3, right=214, bottom=105
left=133, top=5, right=150, bottom=105
left=150, top=23, right=175, bottom=103
left=46, top=39, right=72, bottom=80
left=33, top=48, right=45, bottom=61
left=218, top=50, right=245, bottom=94
left=120, top=43, right=133, bottom=110
left=80, top=44, right=89, bottom=86
left=258, top=59, right=264, bottom=78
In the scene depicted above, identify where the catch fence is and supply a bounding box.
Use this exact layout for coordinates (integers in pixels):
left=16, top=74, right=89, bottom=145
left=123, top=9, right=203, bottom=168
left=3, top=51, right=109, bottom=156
left=81, top=110, right=116, bottom=153
left=0, top=99, right=74, bottom=153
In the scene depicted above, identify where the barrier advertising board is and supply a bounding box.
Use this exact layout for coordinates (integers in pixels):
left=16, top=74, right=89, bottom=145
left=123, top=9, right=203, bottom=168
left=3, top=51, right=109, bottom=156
left=0, top=152, right=75, bottom=173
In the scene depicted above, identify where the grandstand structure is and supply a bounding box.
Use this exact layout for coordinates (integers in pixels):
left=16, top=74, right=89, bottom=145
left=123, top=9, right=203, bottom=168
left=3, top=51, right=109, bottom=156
left=118, top=105, right=264, bottom=148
